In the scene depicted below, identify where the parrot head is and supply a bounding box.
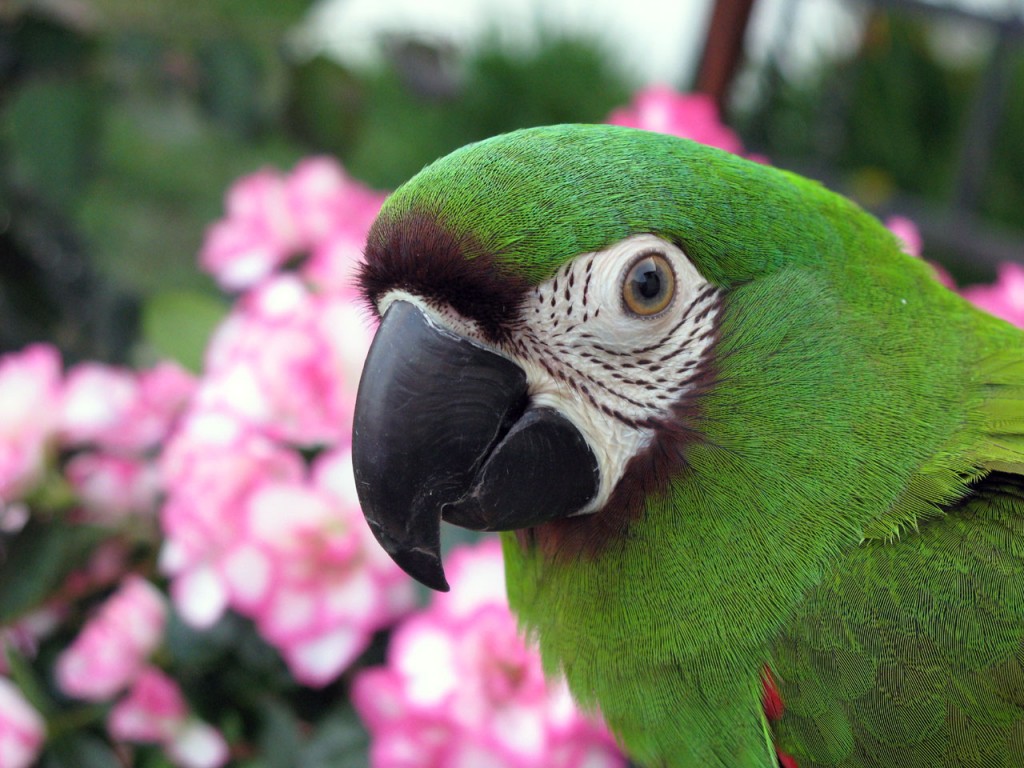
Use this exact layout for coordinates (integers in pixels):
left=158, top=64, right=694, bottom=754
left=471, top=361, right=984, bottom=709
left=351, top=123, right=880, bottom=591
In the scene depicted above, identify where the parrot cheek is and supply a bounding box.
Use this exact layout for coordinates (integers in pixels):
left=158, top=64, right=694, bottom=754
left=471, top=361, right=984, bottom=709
left=352, top=300, right=600, bottom=592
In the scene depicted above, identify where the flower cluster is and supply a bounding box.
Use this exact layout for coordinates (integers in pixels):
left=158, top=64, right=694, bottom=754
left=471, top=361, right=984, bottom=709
left=0, top=346, right=195, bottom=516
left=0, top=350, right=208, bottom=767
left=55, top=575, right=167, bottom=700
left=160, top=157, right=416, bottom=687
left=354, top=540, right=625, bottom=768
left=62, top=361, right=196, bottom=521
left=52, top=577, right=226, bottom=767
left=199, top=156, right=381, bottom=296
left=0, top=345, right=62, bottom=503
left=0, top=350, right=195, bottom=663
left=109, top=668, right=228, bottom=768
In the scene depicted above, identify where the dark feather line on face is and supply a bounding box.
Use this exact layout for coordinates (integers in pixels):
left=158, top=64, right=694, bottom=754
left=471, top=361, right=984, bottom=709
left=582, top=256, right=595, bottom=308
left=359, top=208, right=532, bottom=344
left=556, top=353, right=661, bottom=412
left=608, top=369, right=670, bottom=388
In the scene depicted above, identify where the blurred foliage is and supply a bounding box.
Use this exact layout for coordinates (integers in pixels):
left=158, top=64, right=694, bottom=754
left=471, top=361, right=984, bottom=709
left=736, top=9, right=1024, bottom=259
left=834, top=16, right=974, bottom=204
left=0, top=0, right=633, bottom=367
left=986, top=50, right=1024, bottom=229
left=294, top=32, right=633, bottom=189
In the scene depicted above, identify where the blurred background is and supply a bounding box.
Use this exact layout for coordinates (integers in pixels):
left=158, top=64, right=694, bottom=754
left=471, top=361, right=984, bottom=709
left=1, top=0, right=1022, bottom=371
left=1, top=2, right=1023, bottom=766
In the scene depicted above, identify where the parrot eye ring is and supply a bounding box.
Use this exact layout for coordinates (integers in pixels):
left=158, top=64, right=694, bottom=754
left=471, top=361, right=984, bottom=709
left=621, top=250, right=676, bottom=317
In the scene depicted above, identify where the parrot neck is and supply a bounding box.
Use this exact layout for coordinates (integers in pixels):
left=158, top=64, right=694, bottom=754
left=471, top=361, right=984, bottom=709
left=503, top=525, right=779, bottom=767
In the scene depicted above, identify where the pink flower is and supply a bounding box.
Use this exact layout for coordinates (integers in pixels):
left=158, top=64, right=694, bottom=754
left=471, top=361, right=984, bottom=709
left=294, top=161, right=386, bottom=295
left=199, top=157, right=384, bottom=292
left=65, top=453, right=161, bottom=521
left=196, top=275, right=373, bottom=446
left=0, top=677, right=45, bottom=768
left=884, top=215, right=922, bottom=257
left=315, top=295, right=377, bottom=428
left=353, top=541, right=625, bottom=768
left=59, top=363, right=137, bottom=447
left=304, top=229, right=371, bottom=298
left=313, top=448, right=415, bottom=621
left=59, top=361, right=194, bottom=454
left=55, top=575, right=167, bottom=701
left=108, top=666, right=187, bottom=742
left=962, top=262, right=1024, bottom=328
left=136, top=362, right=198, bottom=443
left=168, top=154, right=400, bottom=685
left=160, top=411, right=413, bottom=685
left=287, top=156, right=383, bottom=246
left=165, top=721, right=230, bottom=768
left=0, top=344, right=62, bottom=502
left=607, top=87, right=746, bottom=155
left=184, top=445, right=414, bottom=685
left=159, top=411, right=305, bottom=627
left=109, top=667, right=228, bottom=768
left=200, top=169, right=297, bottom=291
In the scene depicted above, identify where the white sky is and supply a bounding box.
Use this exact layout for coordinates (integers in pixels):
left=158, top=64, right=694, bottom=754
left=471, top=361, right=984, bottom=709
left=298, top=0, right=1023, bottom=85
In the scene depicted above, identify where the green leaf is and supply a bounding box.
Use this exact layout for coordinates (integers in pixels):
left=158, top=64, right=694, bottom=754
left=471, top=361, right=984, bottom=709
left=300, top=705, right=369, bottom=768
left=163, top=609, right=235, bottom=668
left=86, top=0, right=315, bottom=44
left=141, top=289, right=228, bottom=372
left=258, top=697, right=305, bottom=768
left=3, top=80, right=101, bottom=209
left=0, top=518, right=104, bottom=623
left=3, top=645, right=54, bottom=717
left=285, top=56, right=363, bottom=155
left=8, top=12, right=95, bottom=78
left=197, top=37, right=266, bottom=136
left=42, top=732, right=121, bottom=768
left=135, top=746, right=177, bottom=768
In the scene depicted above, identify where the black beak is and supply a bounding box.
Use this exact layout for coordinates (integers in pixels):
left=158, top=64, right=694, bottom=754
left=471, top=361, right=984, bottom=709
left=352, top=300, right=599, bottom=591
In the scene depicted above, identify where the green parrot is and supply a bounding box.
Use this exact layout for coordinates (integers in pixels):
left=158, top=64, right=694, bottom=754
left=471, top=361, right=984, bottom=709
left=350, top=124, right=1024, bottom=767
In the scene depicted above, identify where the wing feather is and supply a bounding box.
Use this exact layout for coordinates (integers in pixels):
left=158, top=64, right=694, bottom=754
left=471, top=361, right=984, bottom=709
left=772, top=473, right=1024, bottom=767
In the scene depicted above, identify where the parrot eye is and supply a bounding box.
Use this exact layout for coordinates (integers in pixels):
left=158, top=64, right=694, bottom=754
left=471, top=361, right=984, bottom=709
left=622, top=252, right=676, bottom=317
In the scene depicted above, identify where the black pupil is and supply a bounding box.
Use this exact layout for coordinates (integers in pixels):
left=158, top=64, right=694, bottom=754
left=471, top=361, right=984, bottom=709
left=634, top=261, right=662, bottom=300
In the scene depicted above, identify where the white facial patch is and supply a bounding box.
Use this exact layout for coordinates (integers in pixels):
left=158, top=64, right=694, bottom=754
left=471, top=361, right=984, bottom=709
left=507, top=234, right=721, bottom=513
left=376, top=234, right=721, bottom=516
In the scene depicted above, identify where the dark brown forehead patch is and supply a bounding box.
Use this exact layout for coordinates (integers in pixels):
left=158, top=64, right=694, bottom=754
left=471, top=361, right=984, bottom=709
left=358, top=209, right=533, bottom=345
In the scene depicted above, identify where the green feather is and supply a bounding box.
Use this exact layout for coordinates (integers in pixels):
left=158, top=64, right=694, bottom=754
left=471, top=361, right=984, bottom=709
left=379, top=124, right=1024, bottom=766
left=773, top=473, right=1024, bottom=766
